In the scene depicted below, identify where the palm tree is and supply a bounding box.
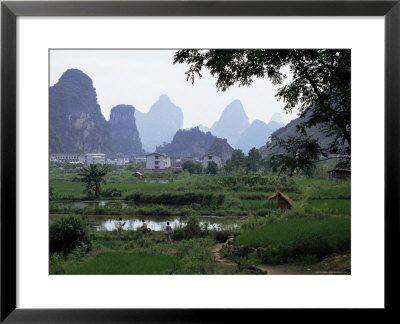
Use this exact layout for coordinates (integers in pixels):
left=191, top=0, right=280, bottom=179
left=79, top=164, right=109, bottom=198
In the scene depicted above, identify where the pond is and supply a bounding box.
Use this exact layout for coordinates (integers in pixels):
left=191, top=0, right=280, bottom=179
left=47, top=215, right=242, bottom=232
left=90, top=216, right=242, bottom=232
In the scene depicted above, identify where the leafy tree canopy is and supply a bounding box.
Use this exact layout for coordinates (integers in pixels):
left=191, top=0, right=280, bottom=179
left=205, top=161, right=218, bottom=175
left=224, top=149, right=246, bottom=173
left=245, top=148, right=262, bottom=174
left=182, top=160, right=203, bottom=174
left=174, top=49, right=351, bottom=175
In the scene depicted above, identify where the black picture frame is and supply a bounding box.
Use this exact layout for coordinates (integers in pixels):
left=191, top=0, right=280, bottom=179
left=1, top=0, right=399, bottom=322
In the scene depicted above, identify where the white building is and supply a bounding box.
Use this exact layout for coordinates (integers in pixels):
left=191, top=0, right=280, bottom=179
left=50, top=153, right=85, bottom=164
left=146, top=153, right=171, bottom=169
left=129, top=156, right=147, bottom=164
left=106, top=158, right=130, bottom=166
left=86, top=153, right=106, bottom=165
left=202, top=153, right=223, bottom=168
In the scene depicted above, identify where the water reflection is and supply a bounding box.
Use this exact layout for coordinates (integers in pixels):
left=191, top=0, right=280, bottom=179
left=91, top=217, right=238, bottom=232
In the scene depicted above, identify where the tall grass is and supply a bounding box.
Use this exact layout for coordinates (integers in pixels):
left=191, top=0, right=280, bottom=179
left=234, top=217, right=350, bottom=264
left=235, top=217, right=350, bottom=248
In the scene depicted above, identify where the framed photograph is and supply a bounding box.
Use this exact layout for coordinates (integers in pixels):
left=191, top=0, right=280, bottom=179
left=1, top=0, right=398, bottom=322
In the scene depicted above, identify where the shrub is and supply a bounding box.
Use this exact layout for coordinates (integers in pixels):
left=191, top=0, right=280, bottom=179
left=184, top=215, right=203, bottom=239
left=177, top=238, right=214, bottom=274
left=171, top=225, right=186, bottom=241
left=212, top=230, right=230, bottom=243
left=101, top=188, right=122, bottom=198
left=125, top=192, right=225, bottom=206
left=205, top=161, right=218, bottom=175
left=50, top=216, right=91, bottom=255
left=182, top=160, right=203, bottom=174
left=49, top=253, right=65, bottom=274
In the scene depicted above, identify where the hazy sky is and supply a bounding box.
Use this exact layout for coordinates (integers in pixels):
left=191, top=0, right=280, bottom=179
left=50, top=50, right=298, bottom=129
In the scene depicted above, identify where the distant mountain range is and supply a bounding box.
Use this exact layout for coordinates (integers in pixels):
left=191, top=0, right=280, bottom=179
left=235, top=119, right=283, bottom=155
left=208, top=100, right=284, bottom=154
left=210, top=99, right=250, bottom=147
left=49, top=69, right=287, bottom=158
left=135, top=95, right=183, bottom=152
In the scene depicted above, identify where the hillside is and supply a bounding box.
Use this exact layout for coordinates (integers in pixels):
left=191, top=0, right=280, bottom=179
left=259, top=110, right=343, bottom=156
left=49, top=69, right=113, bottom=154
left=156, top=127, right=233, bottom=159
left=109, top=105, right=144, bottom=156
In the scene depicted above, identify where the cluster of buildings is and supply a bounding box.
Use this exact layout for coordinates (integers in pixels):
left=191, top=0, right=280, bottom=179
left=50, top=153, right=106, bottom=166
left=50, top=152, right=224, bottom=170
left=145, top=152, right=223, bottom=170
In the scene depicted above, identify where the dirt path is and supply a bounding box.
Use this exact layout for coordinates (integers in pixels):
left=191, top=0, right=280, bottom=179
left=212, top=243, right=237, bottom=266
left=212, top=243, right=350, bottom=275
left=211, top=243, right=295, bottom=274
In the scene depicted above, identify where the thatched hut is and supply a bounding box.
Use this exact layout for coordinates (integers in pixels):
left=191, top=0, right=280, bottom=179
left=133, top=171, right=144, bottom=179
left=268, top=191, right=295, bottom=211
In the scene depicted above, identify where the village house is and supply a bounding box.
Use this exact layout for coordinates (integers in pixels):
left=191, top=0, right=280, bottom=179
left=268, top=191, right=295, bottom=211
left=202, top=153, right=223, bottom=168
left=129, top=156, right=146, bottom=164
left=133, top=171, right=144, bottom=179
left=145, top=152, right=171, bottom=169
left=85, top=153, right=106, bottom=166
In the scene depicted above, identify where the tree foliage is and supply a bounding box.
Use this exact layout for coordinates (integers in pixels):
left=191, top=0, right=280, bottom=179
left=50, top=216, right=91, bottom=255
left=182, top=160, right=203, bottom=174
left=205, top=161, right=218, bottom=174
left=224, top=149, right=246, bottom=173
left=174, top=49, right=351, bottom=175
left=245, top=148, right=262, bottom=174
left=270, top=136, right=320, bottom=177
left=79, top=164, right=109, bottom=198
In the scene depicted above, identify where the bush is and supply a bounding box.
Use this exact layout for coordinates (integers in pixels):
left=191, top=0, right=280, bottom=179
left=101, top=188, right=122, bottom=198
left=184, top=215, right=203, bottom=239
left=182, top=160, right=203, bottom=174
left=49, top=253, right=65, bottom=274
left=125, top=192, right=225, bottom=206
left=177, top=238, right=214, bottom=274
left=205, top=161, right=218, bottom=175
left=50, top=216, right=91, bottom=255
left=171, top=226, right=186, bottom=241
left=212, top=230, right=230, bottom=243
left=216, top=175, right=298, bottom=192
left=170, top=215, right=205, bottom=240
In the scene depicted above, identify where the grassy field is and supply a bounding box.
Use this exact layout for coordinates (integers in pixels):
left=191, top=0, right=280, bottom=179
left=234, top=217, right=350, bottom=249
left=49, top=166, right=351, bottom=274
left=67, top=252, right=180, bottom=274
left=50, top=230, right=220, bottom=275
left=50, top=167, right=350, bottom=218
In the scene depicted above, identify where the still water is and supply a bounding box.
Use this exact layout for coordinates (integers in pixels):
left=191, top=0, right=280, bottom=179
left=52, top=200, right=243, bottom=231
left=89, top=216, right=241, bottom=232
